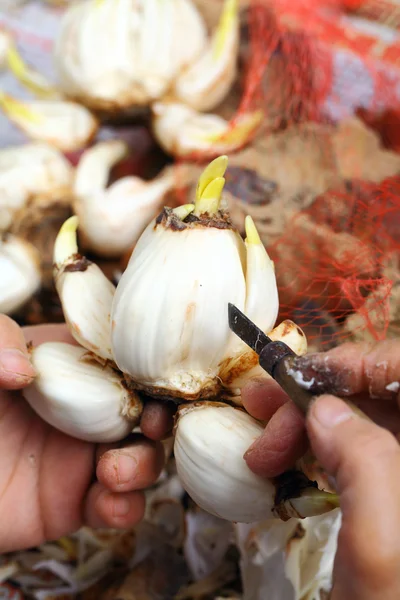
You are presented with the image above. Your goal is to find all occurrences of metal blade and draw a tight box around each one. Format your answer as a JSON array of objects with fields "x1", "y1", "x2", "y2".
[{"x1": 228, "y1": 303, "x2": 271, "y2": 355}]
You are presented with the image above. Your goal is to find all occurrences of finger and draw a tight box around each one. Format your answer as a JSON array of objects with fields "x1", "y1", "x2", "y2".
[
  {"x1": 291, "y1": 340, "x2": 400, "y2": 401},
  {"x1": 140, "y1": 400, "x2": 176, "y2": 440},
  {"x1": 0, "y1": 314, "x2": 36, "y2": 389},
  {"x1": 244, "y1": 401, "x2": 308, "y2": 477},
  {"x1": 307, "y1": 395, "x2": 400, "y2": 599},
  {"x1": 96, "y1": 437, "x2": 165, "y2": 493},
  {"x1": 84, "y1": 482, "x2": 145, "y2": 529},
  {"x1": 350, "y1": 394, "x2": 400, "y2": 433},
  {"x1": 22, "y1": 323, "x2": 77, "y2": 346},
  {"x1": 241, "y1": 377, "x2": 289, "y2": 421}
]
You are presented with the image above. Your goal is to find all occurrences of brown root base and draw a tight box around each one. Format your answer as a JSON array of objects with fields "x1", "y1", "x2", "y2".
[
  {"x1": 272, "y1": 470, "x2": 318, "y2": 521},
  {"x1": 63, "y1": 253, "x2": 92, "y2": 273},
  {"x1": 122, "y1": 376, "x2": 222, "y2": 404},
  {"x1": 65, "y1": 94, "x2": 151, "y2": 121},
  {"x1": 155, "y1": 207, "x2": 236, "y2": 232},
  {"x1": 218, "y1": 350, "x2": 259, "y2": 386},
  {"x1": 9, "y1": 199, "x2": 72, "y2": 289}
]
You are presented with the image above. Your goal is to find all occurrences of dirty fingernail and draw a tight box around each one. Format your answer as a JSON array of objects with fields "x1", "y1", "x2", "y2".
[
  {"x1": 117, "y1": 453, "x2": 137, "y2": 485},
  {"x1": 113, "y1": 496, "x2": 131, "y2": 518}
]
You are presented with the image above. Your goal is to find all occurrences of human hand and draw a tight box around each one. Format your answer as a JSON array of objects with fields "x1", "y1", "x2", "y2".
[
  {"x1": 0, "y1": 315, "x2": 174, "y2": 554},
  {"x1": 242, "y1": 340, "x2": 400, "y2": 600}
]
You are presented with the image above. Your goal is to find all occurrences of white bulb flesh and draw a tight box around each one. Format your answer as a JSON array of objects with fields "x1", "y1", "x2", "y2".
[
  {"x1": 74, "y1": 173, "x2": 174, "y2": 258},
  {"x1": 23, "y1": 342, "x2": 141, "y2": 443},
  {"x1": 53, "y1": 216, "x2": 116, "y2": 361},
  {"x1": 0, "y1": 97, "x2": 98, "y2": 152},
  {"x1": 0, "y1": 236, "x2": 41, "y2": 315},
  {"x1": 174, "y1": 0, "x2": 239, "y2": 111},
  {"x1": 0, "y1": 142, "x2": 73, "y2": 219},
  {"x1": 152, "y1": 102, "x2": 262, "y2": 158},
  {"x1": 54, "y1": 0, "x2": 207, "y2": 109},
  {"x1": 174, "y1": 404, "x2": 279, "y2": 522},
  {"x1": 55, "y1": 263, "x2": 116, "y2": 361},
  {"x1": 111, "y1": 221, "x2": 247, "y2": 398},
  {"x1": 174, "y1": 403, "x2": 338, "y2": 523},
  {"x1": 74, "y1": 140, "x2": 129, "y2": 197}
]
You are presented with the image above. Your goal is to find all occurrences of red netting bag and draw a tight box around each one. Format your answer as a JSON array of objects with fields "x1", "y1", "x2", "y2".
[{"x1": 175, "y1": 0, "x2": 400, "y2": 351}]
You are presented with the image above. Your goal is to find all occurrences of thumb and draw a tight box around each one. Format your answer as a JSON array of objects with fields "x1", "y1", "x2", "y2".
[
  {"x1": 307, "y1": 395, "x2": 400, "y2": 600},
  {"x1": 0, "y1": 314, "x2": 36, "y2": 389}
]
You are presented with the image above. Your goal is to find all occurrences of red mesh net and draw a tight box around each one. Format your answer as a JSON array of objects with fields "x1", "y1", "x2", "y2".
[
  {"x1": 179, "y1": 0, "x2": 400, "y2": 350},
  {"x1": 269, "y1": 178, "x2": 399, "y2": 348},
  {"x1": 3, "y1": 0, "x2": 400, "y2": 348}
]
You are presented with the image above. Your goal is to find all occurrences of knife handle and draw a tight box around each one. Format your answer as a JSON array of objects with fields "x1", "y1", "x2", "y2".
[{"x1": 258, "y1": 341, "x2": 369, "y2": 420}]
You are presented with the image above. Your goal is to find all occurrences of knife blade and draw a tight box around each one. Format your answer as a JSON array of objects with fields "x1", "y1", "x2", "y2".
[{"x1": 228, "y1": 302, "x2": 272, "y2": 354}]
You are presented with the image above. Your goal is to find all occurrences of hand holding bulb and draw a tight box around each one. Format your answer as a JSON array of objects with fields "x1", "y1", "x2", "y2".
[
  {"x1": 242, "y1": 340, "x2": 400, "y2": 599},
  {"x1": 0, "y1": 314, "x2": 172, "y2": 553}
]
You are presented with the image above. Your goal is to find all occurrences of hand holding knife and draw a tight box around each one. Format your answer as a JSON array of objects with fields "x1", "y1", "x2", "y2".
[{"x1": 228, "y1": 303, "x2": 368, "y2": 420}]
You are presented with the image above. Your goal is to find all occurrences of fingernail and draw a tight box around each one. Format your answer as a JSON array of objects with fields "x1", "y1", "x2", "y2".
[
  {"x1": 243, "y1": 436, "x2": 262, "y2": 460},
  {"x1": 243, "y1": 447, "x2": 254, "y2": 461},
  {"x1": 311, "y1": 396, "x2": 355, "y2": 429},
  {"x1": 0, "y1": 349, "x2": 36, "y2": 379},
  {"x1": 117, "y1": 453, "x2": 137, "y2": 485},
  {"x1": 113, "y1": 496, "x2": 131, "y2": 518}
]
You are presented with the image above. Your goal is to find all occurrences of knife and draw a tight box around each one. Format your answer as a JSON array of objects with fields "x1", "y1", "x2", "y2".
[{"x1": 228, "y1": 303, "x2": 366, "y2": 418}]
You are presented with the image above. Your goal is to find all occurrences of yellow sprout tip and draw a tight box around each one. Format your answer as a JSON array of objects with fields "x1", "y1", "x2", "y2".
[
  {"x1": 202, "y1": 176, "x2": 226, "y2": 201},
  {"x1": 245, "y1": 215, "x2": 261, "y2": 245},
  {"x1": 194, "y1": 177, "x2": 225, "y2": 217},
  {"x1": 200, "y1": 111, "x2": 263, "y2": 147},
  {"x1": 196, "y1": 155, "x2": 229, "y2": 202},
  {"x1": 0, "y1": 92, "x2": 42, "y2": 124},
  {"x1": 53, "y1": 216, "x2": 79, "y2": 267},
  {"x1": 214, "y1": 0, "x2": 238, "y2": 59},
  {"x1": 60, "y1": 215, "x2": 79, "y2": 234},
  {"x1": 173, "y1": 204, "x2": 195, "y2": 220},
  {"x1": 6, "y1": 44, "x2": 57, "y2": 99}
]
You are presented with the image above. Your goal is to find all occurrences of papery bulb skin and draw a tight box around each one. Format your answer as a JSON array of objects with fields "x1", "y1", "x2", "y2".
[
  {"x1": 73, "y1": 141, "x2": 175, "y2": 258},
  {"x1": 54, "y1": 0, "x2": 207, "y2": 112},
  {"x1": 111, "y1": 156, "x2": 280, "y2": 401}
]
